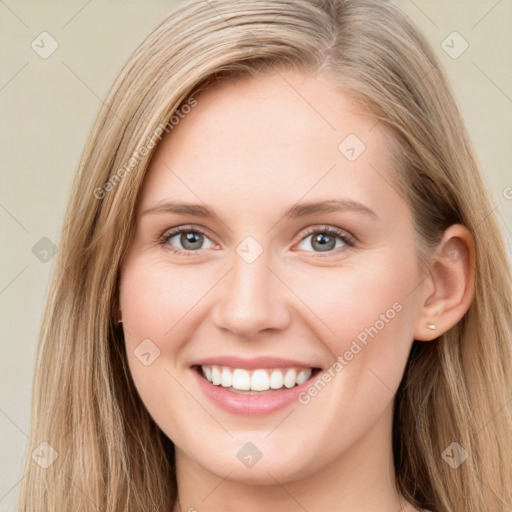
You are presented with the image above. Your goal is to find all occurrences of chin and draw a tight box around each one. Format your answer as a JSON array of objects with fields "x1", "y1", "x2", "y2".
[{"x1": 192, "y1": 445, "x2": 316, "y2": 485}]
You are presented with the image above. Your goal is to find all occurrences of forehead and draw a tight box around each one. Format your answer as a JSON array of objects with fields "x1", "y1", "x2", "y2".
[{"x1": 137, "y1": 69, "x2": 404, "y2": 220}]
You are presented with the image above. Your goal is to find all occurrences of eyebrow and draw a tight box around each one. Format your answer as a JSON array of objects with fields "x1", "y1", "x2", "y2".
[{"x1": 141, "y1": 198, "x2": 378, "y2": 220}]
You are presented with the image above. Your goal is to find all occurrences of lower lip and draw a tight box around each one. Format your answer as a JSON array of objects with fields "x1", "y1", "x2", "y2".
[{"x1": 192, "y1": 367, "x2": 320, "y2": 416}]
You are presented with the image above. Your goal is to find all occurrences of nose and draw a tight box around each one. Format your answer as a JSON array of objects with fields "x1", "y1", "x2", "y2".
[{"x1": 210, "y1": 247, "x2": 291, "y2": 339}]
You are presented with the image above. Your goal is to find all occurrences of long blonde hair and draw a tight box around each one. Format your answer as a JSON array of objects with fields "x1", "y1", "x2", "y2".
[{"x1": 18, "y1": 1, "x2": 512, "y2": 510}]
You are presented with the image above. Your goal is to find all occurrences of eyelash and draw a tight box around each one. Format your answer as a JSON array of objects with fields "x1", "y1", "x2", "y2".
[{"x1": 157, "y1": 224, "x2": 356, "y2": 257}]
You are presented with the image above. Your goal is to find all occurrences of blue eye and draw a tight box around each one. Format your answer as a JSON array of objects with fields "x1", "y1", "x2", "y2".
[
  {"x1": 159, "y1": 226, "x2": 214, "y2": 255},
  {"x1": 158, "y1": 225, "x2": 355, "y2": 256},
  {"x1": 296, "y1": 227, "x2": 355, "y2": 253}
]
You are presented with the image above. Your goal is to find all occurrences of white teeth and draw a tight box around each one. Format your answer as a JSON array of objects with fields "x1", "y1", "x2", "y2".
[
  {"x1": 251, "y1": 369, "x2": 269, "y2": 391},
  {"x1": 203, "y1": 366, "x2": 212, "y2": 382},
  {"x1": 200, "y1": 365, "x2": 314, "y2": 391},
  {"x1": 211, "y1": 366, "x2": 221, "y2": 385},
  {"x1": 232, "y1": 369, "x2": 251, "y2": 390},
  {"x1": 296, "y1": 368, "x2": 311, "y2": 385},
  {"x1": 221, "y1": 368, "x2": 232, "y2": 387},
  {"x1": 269, "y1": 369, "x2": 284, "y2": 389},
  {"x1": 283, "y1": 368, "x2": 297, "y2": 388}
]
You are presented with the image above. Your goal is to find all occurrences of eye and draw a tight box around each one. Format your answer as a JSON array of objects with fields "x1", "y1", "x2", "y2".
[
  {"x1": 295, "y1": 226, "x2": 355, "y2": 254},
  {"x1": 158, "y1": 224, "x2": 355, "y2": 256},
  {"x1": 158, "y1": 226, "x2": 215, "y2": 255}
]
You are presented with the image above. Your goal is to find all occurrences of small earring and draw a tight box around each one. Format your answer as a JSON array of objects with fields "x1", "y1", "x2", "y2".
[{"x1": 427, "y1": 323, "x2": 436, "y2": 330}]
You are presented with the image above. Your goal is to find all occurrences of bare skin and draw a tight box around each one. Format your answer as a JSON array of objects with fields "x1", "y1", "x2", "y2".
[{"x1": 119, "y1": 69, "x2": 474, "y2": 512}]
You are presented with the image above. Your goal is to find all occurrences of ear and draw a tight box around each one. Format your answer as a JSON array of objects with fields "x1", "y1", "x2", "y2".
[{"x1": 413, "y1": 224, "x2": 476, "y2": 341}]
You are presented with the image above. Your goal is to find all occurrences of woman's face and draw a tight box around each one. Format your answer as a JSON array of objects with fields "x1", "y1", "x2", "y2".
[{"x1": 119, "y1": 69, "x2": 428, "y2": 483}]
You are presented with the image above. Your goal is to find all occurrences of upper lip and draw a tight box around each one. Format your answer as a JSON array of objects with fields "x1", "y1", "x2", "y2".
[{"x1": 191, "y1": 355, "x2": 321, "y2": 370}]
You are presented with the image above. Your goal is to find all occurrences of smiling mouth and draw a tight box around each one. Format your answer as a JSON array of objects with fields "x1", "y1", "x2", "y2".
[{"x1": 193, "y1": 364, "x2": 322, "y2": 394}]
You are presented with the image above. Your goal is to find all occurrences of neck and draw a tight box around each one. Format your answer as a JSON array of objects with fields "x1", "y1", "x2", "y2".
[{"x1": 171, "y1": 403, "x2": 415, "y2": 512}]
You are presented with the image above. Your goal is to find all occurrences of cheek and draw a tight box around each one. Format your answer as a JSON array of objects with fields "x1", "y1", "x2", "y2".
[
  {"x1": 119, "y1": 258, "x2": 204, "y2": 440},
  {"x1": 120, "y1": 257, "x2": 211, "y2": 343},
  {"x1": 119, "y1": 267, "x2": 186, "y2": 372},
  {"x1": 283, "y1": 256, "x2": 419, "y2": 453},
  {"x1": 297, "y1": 254, "x2": 415, "y2": 332},
  {"x1": 288, "y1": 251, "x2": 418, "y2": 389}
]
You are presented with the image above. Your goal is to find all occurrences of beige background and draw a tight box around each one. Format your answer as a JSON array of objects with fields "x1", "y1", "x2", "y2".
[{"x1": 0, "y1": 1, "x2": 511, "y2": 510}]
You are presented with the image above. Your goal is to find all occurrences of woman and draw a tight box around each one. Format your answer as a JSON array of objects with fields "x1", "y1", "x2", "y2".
[{"x1": 18, "y1": 1, "x2": 512, "y2": 511}]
